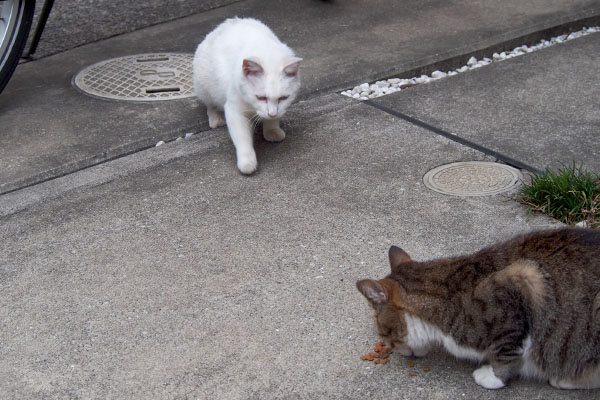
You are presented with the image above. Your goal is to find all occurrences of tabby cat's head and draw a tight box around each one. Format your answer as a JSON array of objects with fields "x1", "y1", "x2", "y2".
[{"x1": 356, "y1": 246, "x2": 419, "y2": 356}]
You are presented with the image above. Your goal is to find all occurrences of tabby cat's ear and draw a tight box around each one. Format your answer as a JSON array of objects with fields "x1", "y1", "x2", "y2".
[
  {"x1": 356, "y1": 279, "x2": 388, "y2": 306},
  {"x1": 389, "y1": 246, "x2": 412, "y2": 272}
]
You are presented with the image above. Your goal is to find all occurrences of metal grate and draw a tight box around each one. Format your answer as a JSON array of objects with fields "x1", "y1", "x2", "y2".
[
  {"x1": 73, "y1": 53, "x2": 195, "y2": 101},
  {"x1": 423, "y1": 161, "x2": 523, "y2": 196}
]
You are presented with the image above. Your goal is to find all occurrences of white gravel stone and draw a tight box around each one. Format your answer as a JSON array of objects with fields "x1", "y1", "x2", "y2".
[
  {"x1": 342, "y1": 26, "x2": 598, "y2": 101},
  {"x1": 467, "y1": 56, "x2": 478, "y2": 66}
]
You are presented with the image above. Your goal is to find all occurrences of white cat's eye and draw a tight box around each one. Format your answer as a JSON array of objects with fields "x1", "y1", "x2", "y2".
[
  {"x1": 256, "y1": 95, "x2": 267, "y2": 101},
  {"x1": 278, "y1": 96, "x2": 289, "y2": 102}
]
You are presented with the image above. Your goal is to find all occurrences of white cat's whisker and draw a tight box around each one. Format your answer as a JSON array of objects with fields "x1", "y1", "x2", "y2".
[{"x1": 249, "y1": 114, "x2": 262, "y2": 132}]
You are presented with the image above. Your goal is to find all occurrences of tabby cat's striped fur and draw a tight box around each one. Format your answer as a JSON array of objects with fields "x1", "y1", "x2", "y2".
[{"x1": 357, "y1": 228, "x2": 600, "y2": 389}]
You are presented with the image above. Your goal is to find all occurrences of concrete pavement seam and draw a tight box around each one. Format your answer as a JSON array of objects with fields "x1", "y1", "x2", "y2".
[{"x1": 362, "y1": 100, "x2": 542, "y2": 174}]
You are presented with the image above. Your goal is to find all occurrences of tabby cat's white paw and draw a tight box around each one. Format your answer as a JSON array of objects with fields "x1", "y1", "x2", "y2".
[{"x1": 473, "y1": 365, "x2": 505, "y2": 389}]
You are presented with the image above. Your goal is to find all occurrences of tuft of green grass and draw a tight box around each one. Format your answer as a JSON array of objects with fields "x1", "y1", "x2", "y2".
[{"x1": 517, "y1": 163, "x2": 599, "y2": 228}]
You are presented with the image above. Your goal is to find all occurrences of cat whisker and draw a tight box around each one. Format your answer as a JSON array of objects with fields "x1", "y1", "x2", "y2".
[{"x1": 249, "y1": 114, "x2": 262, "y2": 132}]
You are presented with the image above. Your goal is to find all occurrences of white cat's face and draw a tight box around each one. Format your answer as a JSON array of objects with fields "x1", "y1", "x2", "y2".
[{"x1": 240, "y1": 57, "x2": 301, "y2": 120}]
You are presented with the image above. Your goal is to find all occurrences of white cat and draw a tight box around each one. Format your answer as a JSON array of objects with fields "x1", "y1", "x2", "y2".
[{"x1": 193, "y1": 18, "x2": 302, "y2": 174}]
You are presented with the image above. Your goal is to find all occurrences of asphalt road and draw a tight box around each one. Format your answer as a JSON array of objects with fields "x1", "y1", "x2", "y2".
[{"x1": 28, "y1": 0, "x2": 240, "y2": 58}]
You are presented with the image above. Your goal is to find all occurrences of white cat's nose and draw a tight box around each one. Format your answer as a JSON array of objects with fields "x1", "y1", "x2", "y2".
[{"x1": 267, "y1": 102, "x2": 278, "y2": 118}]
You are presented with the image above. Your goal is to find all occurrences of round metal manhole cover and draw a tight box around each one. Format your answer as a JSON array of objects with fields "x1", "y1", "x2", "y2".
[
  {"x1": 423, "y1": 161, "x2": 523, "y2": 196},
  {"x1": 73, "y1": 53, "x2": 195, "y2": 101}
]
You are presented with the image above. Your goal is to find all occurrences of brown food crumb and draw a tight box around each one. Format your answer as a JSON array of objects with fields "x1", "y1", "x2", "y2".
[
  {"x1": 407, "y1": 361, "x2": 415, "y2": 368},
  {"x1": 361, "y1": 353, "x2": 376, "y2": 361},
  {"x1": 374, "y1": 341, "x2": 386, "y2": 353},
  {"x1": 378, "y1": 347, "x2": 392, "y2": 358},
  {"x1": 423, "y1": 366, "x2": 431, "y2": 372},
  {"x1": 361, "y1": 342, "x2": 393, "y2": 363},
  {"x1": 374, "y1": 358, "x2": 390, "y2": 365}
]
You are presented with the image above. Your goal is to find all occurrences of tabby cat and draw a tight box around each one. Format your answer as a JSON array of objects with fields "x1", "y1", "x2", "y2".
[{"x1": 357, "y1": 228, "x2": 600, "y2": 389}]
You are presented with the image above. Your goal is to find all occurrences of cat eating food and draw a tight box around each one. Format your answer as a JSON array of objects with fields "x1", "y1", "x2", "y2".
[
  {"x1": 193, "y1": 18, "x2": 302, "y2": 174},
  {"x1": 357, "y1": 228, "x2": 600, "y2": 389}
]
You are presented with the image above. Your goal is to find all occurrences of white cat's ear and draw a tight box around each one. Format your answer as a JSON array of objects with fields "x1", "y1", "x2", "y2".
[
  {"x1": 356, "y1": 279, "x2": 388, "y2": 306},
  {"x1": 389, "y1": 246, "x2": 411, "y2": 272},
  {"x1": 283, "y1": 57, "x2": 302, "y2": 77},
  {"x1": 243, "y1": 58, "x2": 264, "y2": 77}
]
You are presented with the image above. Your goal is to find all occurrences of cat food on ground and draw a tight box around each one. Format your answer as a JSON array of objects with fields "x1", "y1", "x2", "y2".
[
  {"x1": 423, "y1": 366, "x2": 431, "y2": 372},
  {"x1": 360, "y1": 353, "x2": 377, "y2": 361},
  {"x1": 407, "y1": 361, "x2": 415, "y2": 368},
  {"x1": 361, "y1": 342, "x2": 393, "y2": 364},
  {"x1": 378, "y1": 347, "x2": 392, "y2": 358}
]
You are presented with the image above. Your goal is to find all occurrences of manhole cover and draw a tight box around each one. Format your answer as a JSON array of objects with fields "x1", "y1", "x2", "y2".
[
  {"x1": 73, "y1": 53, "x2": 195, "y2": 101},
  {"x1": 423, "y1": 161, "x2": 523, "y2": 196}
]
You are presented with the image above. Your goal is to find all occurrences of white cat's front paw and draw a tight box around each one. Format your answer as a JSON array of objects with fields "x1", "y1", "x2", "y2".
[
  {"x1": 236, "y1": 153, "x2": 258, "y2": 175},
  {"x1": 263, "y1": 127, "x2": 285, "y2": 142},
  {"x1": 473, "y1": 365, "x2": 505, "y2": 389}
]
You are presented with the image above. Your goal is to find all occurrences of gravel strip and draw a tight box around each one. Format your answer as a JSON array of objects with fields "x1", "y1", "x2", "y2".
[{"x1": 341, "y1": 26, "x2": 600, "y2": 101}]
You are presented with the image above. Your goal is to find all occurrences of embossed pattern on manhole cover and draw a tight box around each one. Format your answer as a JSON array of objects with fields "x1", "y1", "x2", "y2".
[
  {"x1": 73, "y1": 53, "x2": 195, "y2": 101},
  {"x1": 423, "y1": 161, "x2": 523, "y2": 196}
]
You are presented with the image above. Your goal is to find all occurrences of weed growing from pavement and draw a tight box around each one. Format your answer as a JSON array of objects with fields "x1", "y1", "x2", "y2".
[{"x1": 518, "y1": 163, "x2": 599, "y2": 228}]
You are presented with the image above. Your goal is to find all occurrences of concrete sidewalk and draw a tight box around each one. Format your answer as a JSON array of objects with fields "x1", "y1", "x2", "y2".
[
  {"x1": 1, "y1": 0, "x2": 598, "y2": 194},
  {"x1": 370, "y1": 32, "x2": 600, "y2": 174},
  {"x1": 0, "y1": 95, "x2": 563, "y2": 400},
  {"x1": 1, "y1": 0, "x2": 600, "y2": 399}
]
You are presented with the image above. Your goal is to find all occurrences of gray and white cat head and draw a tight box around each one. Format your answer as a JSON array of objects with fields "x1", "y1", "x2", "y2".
[{"x1": 239, "y1": 55, "x2": 302, "y2": 120}]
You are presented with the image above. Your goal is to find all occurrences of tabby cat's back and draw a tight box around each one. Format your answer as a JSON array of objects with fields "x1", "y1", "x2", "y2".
[{"x1": 357, "y1": 228, "x2": 600, "y2": 389}]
